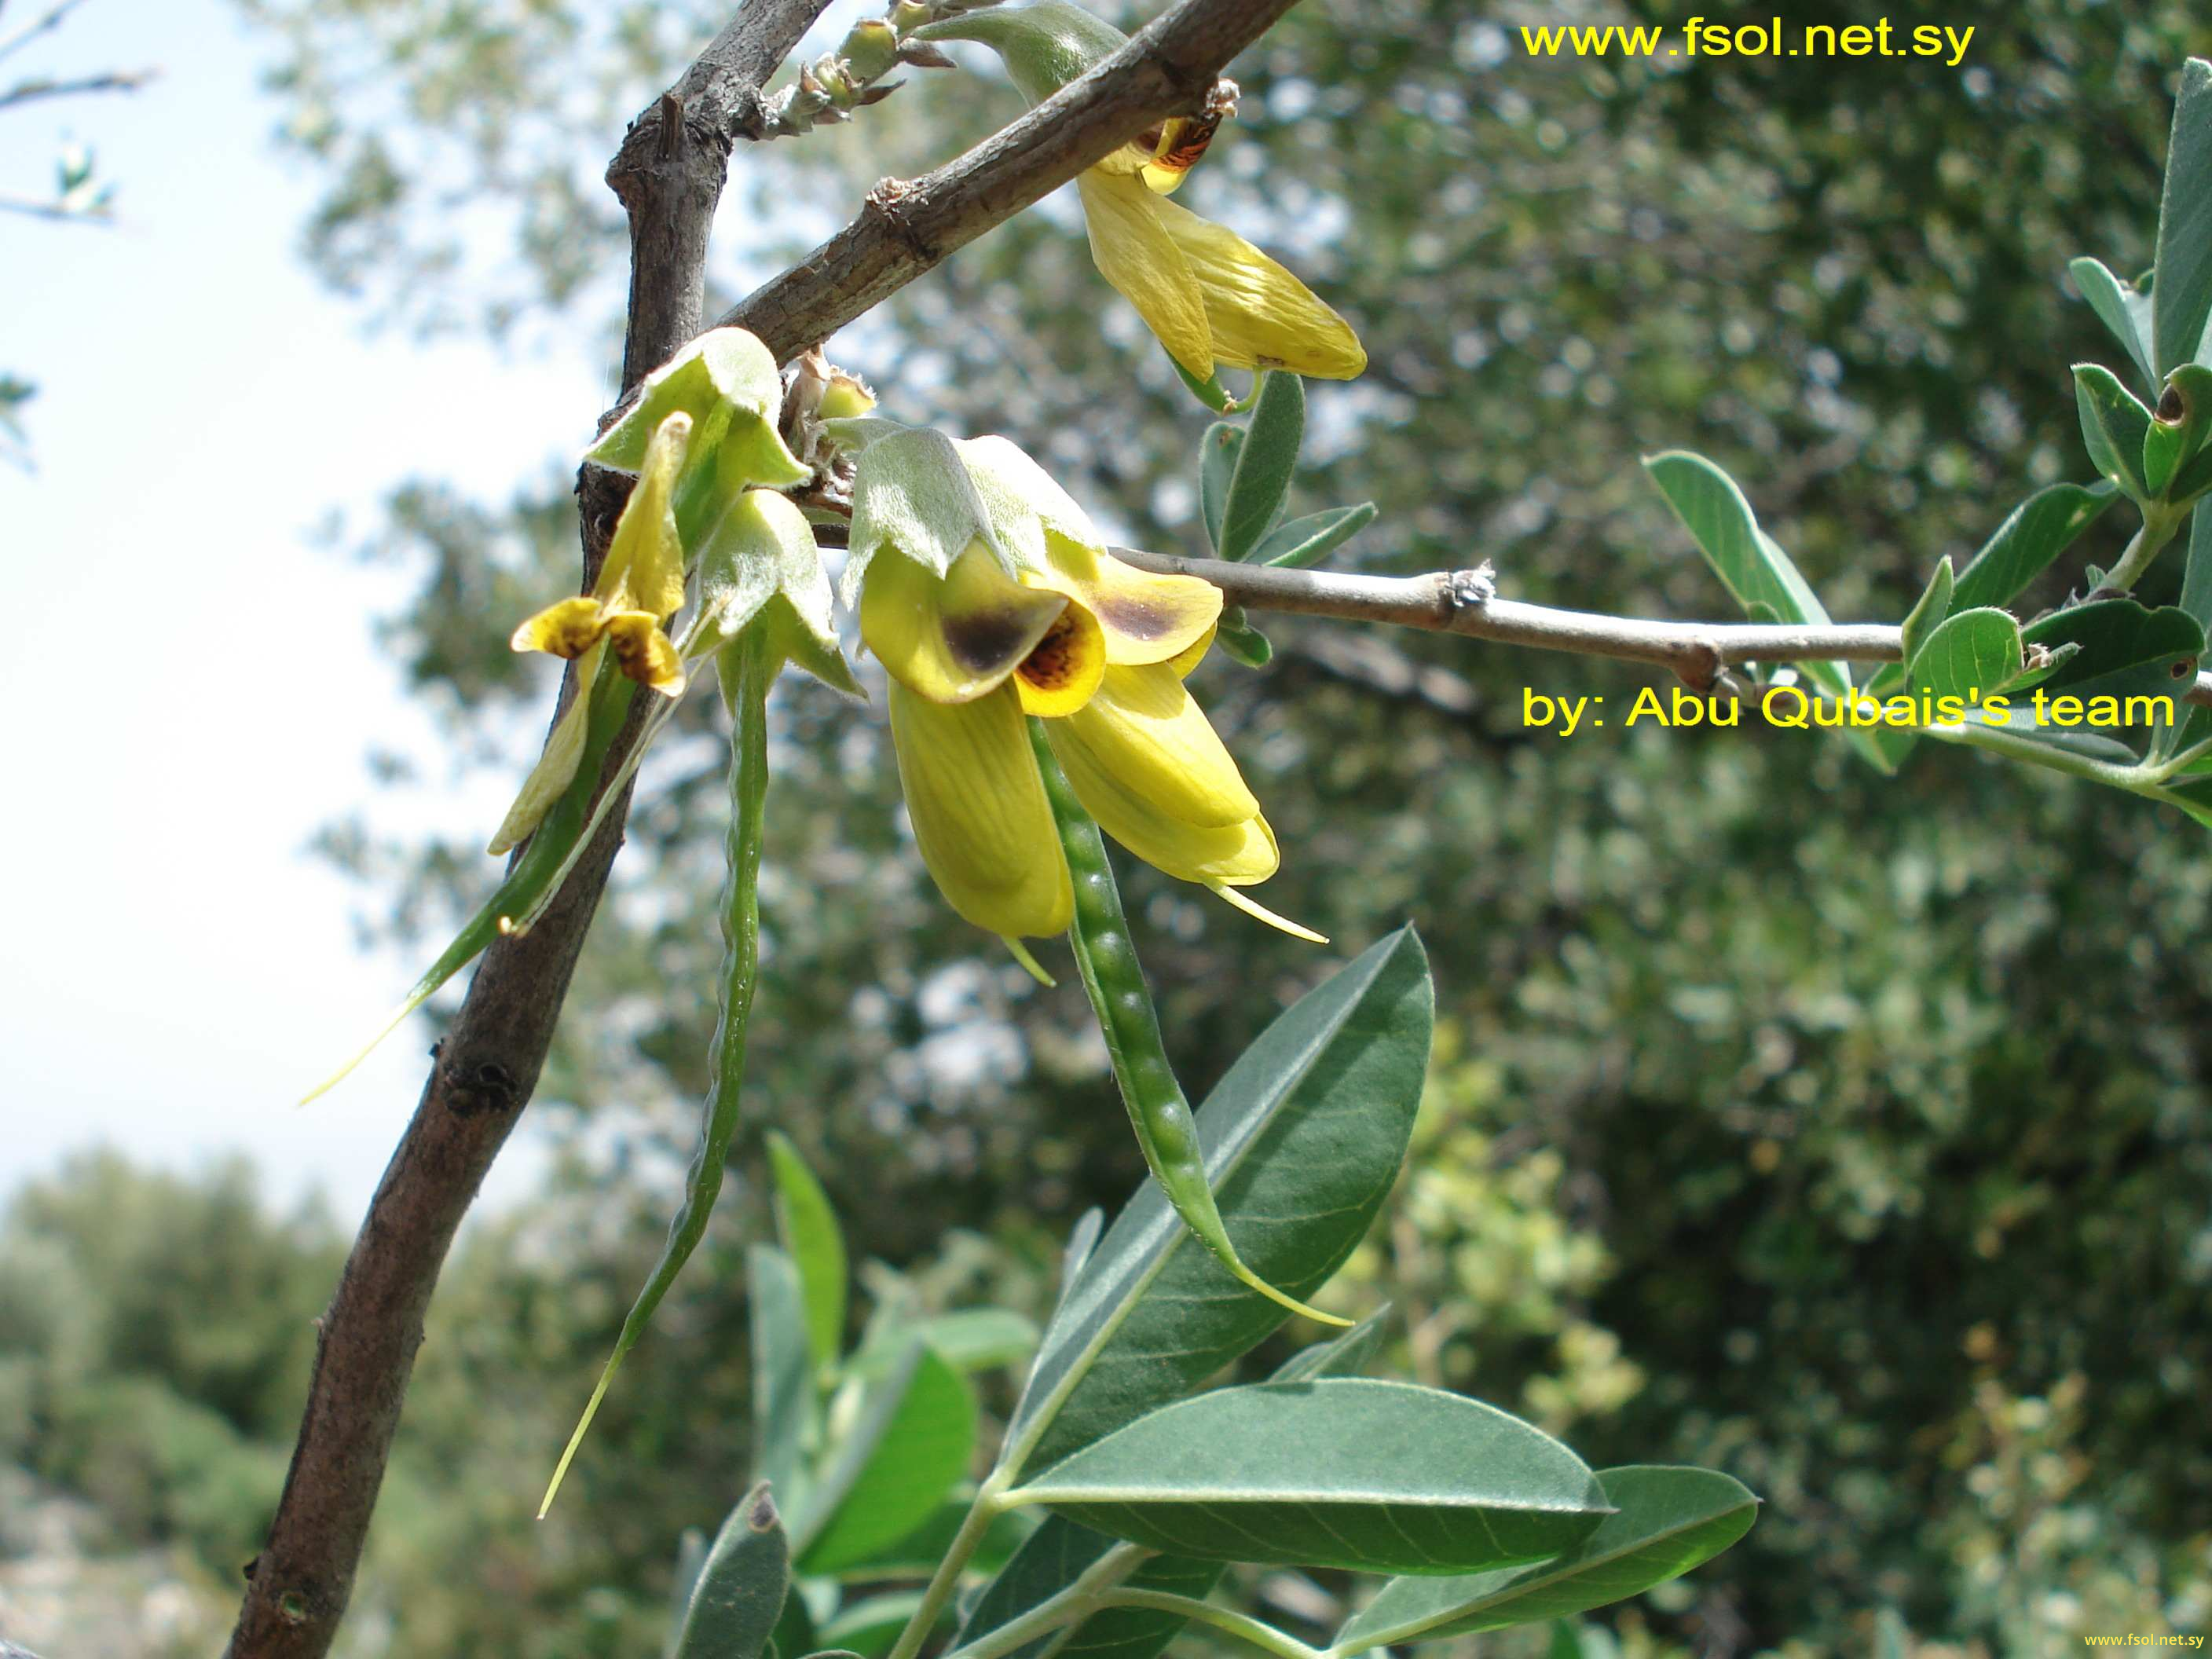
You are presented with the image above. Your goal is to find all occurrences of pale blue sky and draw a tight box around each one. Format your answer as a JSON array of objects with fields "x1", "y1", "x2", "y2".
[{"x1": 0, "y1": 0, "x2": 624, "y2": 1222}]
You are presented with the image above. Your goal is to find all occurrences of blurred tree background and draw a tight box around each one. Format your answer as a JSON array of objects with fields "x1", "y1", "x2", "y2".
[{"x1": 9, "y1": 0, "x2": 2211, "y2": 1654}]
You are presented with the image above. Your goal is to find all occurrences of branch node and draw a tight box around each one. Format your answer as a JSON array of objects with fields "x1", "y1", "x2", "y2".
[
  {"x1": 1677, "y1": 639, "x2": 1728, "y2": 694},
  {"x1": 864, "y1": 175, "x2": 939, "y2": 265},
  {"x1": 1444, "y1": 561, "x2": 1496, "y2": 612}
]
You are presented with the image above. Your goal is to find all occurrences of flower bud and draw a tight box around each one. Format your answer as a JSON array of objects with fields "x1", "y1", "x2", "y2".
[
  {"x1": 841, "y1": 18, "x2": 899, "y2": 82},
  {"x1": 818, "y1": 372, "x2": 877, "y2": 420}
]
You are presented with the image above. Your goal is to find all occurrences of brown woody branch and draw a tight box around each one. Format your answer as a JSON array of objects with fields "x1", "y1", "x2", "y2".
[
  {"x1": 225, "y1": 5, "x2": 832, "y2": 1655},
  {"x1": 229, "y1": 3, "x2": 1303, "y2": 1655},
  {"x1": 723, "y1": 0, "x2": 1305, "y2": 358}
]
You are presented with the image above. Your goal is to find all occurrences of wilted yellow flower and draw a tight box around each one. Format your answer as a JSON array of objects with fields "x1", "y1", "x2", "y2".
[
  {"x1": 488, "y1": 411, "x2": 692, "y2": 855},
  {"x1": 848, "y1": 430, "x2": 1319, "y2": 948},
  {"x1": 916, "y1": 2, "x2": 1364, "y2": 384}
]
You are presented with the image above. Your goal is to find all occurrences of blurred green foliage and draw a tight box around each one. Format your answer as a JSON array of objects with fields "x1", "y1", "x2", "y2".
[{"x1": 20, "y1": 0, "x2": 2212, "y2": 1653}]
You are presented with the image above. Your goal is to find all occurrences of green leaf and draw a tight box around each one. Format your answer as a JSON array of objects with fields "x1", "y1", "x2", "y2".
[
  {"x1": 1219, "y1": 372, "x2": 1306, "y2": 561},
  {"x1": 817, "y1": 1593, "x2": 929, "y2": 1659},
  {"x1": 750, "y1": 1245, "x2": 814, "y2": 1500},
  {"x1": 1643, "y1": 452, "x2": 1850, "y2": 700},
  {"x1": 2147, "y1": 364, "x2": 2212, "y2": 498},
  {"x1": 674, "y1": 1482, "x2": 789, "y2": 1659},
  {"x1": 1051, "y1": 1210, "x2": 1105, "y2": 1317},
  {"x1": 1002, "y1": 930, "x2": 1432, "y2": 1479},
  {"x1": 2074, "y1": 363, "x2": 2155, "y2": 499},
  {"x1": 1975, "y1": 702, "x2": 2145, "y2": 764},
  {"x1": 1331, "y1": 1466, "x2": 1759, "y2": 1648},
  {"x1": 2167, "y1": 442, "x2": 2212, "y2": 507},
  {"x1": 770, "y1": 1577, "x2": 817, "y2": 1659},
  {"x1": 1951, "y1": 480, "x2": 2119, "y2": 610},
  {"x1": 1904, "y1": 607, "x2": 2022, "y2": 705},
  {"x1": 1897, "y1": 555, "x2": 1954, "y2": 672},
  {"x1": 2071, "y1": 256, "x2": 2159, "y2": 389},
  {"x1": 1860, "y1": 482, "x2": 2118, "y2": 771},
  {"x1": 1216, "y1": 613, "x2": 1274, "y2": 667},
  {"x1": 914, "y1": 1308, "x2": 1041, "y2": 1373},
  {"x1": 813, "y1": 1492, "x2": 1033, "y2": 1583},
  {"x1": 1256, "y1": 503, "x2": 1379, "y2": 569},
  {"x1": 767, "y1": 1133, "x2": 848, "y2": 1375},
  {"x1": 792, "y1": 1345, "x2": 973, "y2": 1574},
  {"x1": 2154, "y1": 60, "x2": 2212, "y2": 375},
  {"x1": 1199, "y1": 423, "x2": 1243, "y2": 553},
  {"x1": 1270, "y1": 1305, "x2": 1393, "y2": 1382},
  {"x1": 793, "y1": 1339, "x2": 978, "y2": 1574},
  {"x1": 2021, "y1": 599, "x2": 2206, "y2": 705},
  {"x1": 1875, "y1": 1608, "x2": 1912, "y2": 1659},
  {"x1": 2181, "y1": 503, "x2": 2212, "y2": 630},
  {"x1": 668, "y1": 1528, "x2": 711, "y2": 1656},
  {"x1": 1012, "y1": 1379, "x2": 1609, "y2": 1575},
  {"x1": 953, "y1": 1516, "x2": 1222, "y2": 1659}
]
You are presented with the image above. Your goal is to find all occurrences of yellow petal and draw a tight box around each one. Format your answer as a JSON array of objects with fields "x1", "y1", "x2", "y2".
[
  {"x1": 1055, "y1": 663, "x2": 1258, "y2": 828},
  {"x1": 1166, "y1": 624, "x2": 1217, "y2": 679},
  {"x1": 599, "y1": 411, "x2": 691, "y2": 618},
  {"x1": 1148, "y1": 195, "x2": 1366, "y2": 379},
  {"x1": 1077, "y1": 170, "x2": 1214, "y2": 382},
  {"x1": 1046, "y1": 717, "x2": 1279, "y2": 885},
  {"x1": 511, "y1": 595, "x2": 610, "y2": 660},
  {"x1": 862, "y1": 542, "x2": 1068, "y2": 704},
  {"x1": 1027, "y1": 540, "x2": 1221, "y2": 666},
  {"x1": 1013, "y1": 604, "x2": 1105, "y2": 717},
  {"x1": 889, "y1": 680, "x2": 1074, "y2": 938},
  {"x1": 602, "y1": 612, "x2": 687, "y2": 697},
  {"x1": 487, "y1": 641, "x2": 605, "y2": 855}
]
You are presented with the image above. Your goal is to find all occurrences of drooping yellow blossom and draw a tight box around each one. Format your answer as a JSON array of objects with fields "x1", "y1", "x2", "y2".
[
  {"x1": 486, "y1": 411, "x2": 692, "y2": 855},
  {"x1": 847, "y1": 427, "x2": 1319, "y2": 947},
  {"x1": 914, "y1": 2, "x2": 1364, "y2": 385}
]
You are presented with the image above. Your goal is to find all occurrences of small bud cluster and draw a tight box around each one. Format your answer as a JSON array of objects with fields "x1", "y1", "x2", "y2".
[
  {"x1": 757, "y1": 0, "x2": 1005, "y2": 139},
  {"x1": 778, "y1": 346, "x2": 877, "y2": 522}
]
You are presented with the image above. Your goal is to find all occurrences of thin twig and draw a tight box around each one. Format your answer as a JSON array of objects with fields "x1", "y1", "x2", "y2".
[
  {"x1": 0, "y1": 0, "x2": 84, "y2": 66},
  {"x1": 1110, "y1": 547, "x2": 2212, "y2": 710},
  {"x1": 0, "y1": 193, "x2": 104, "y2": 220},
  {"x1": 0, "y1": 67, "x2": 153, "y2": 107}
]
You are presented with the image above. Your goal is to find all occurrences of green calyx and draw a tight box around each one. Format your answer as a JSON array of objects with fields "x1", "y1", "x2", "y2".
[
  {"x1": 588, "y1": 326, "x2": 808, "y2": 490},
  {"x1": 695, "y1": 486, "x2": 863, "y2": 699},
  {"x1": 912, "y1": 0, "x2": 1129, "y2": 106}
]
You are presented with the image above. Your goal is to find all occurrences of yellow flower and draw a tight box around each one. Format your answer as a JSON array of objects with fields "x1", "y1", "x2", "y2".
[
  {"x1": 853, "y1": 441, "x2": 1317, "y2": 947},
  {"x1": 486, "y1": 411, "x2": 691, "y2": 854},
  {"x1": 915, "y1": 2, "x2": 1364, "y2": 385}
]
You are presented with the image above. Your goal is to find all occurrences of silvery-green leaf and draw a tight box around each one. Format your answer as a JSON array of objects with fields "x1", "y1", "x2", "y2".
[
  {"x1": 1003, "y1": 930, "x2": 1431, "y2": 1478},
  {"x1": 672, "y1": 1481, "x2": 789, "y2": 1659},
  {"x1": 1331, "y1": 1467, "x2": 1758, "y2": 1648},
  {"x1": 749, "y1": 1245, "x2": 813, "y2": 1501},
  {"x1": 1009, "y1": 1379, "x2": 1610, "y2": 1575},
  {"x1": 2071, "y1": 256, "x2": 2158, "y2": 389},
  {"x1": 1269, "y1": 1305, "x2": 1392, "y2": 1382},
  {"x1": 2153, "y1": 59, "x2": 2212, "y2": 375}
]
